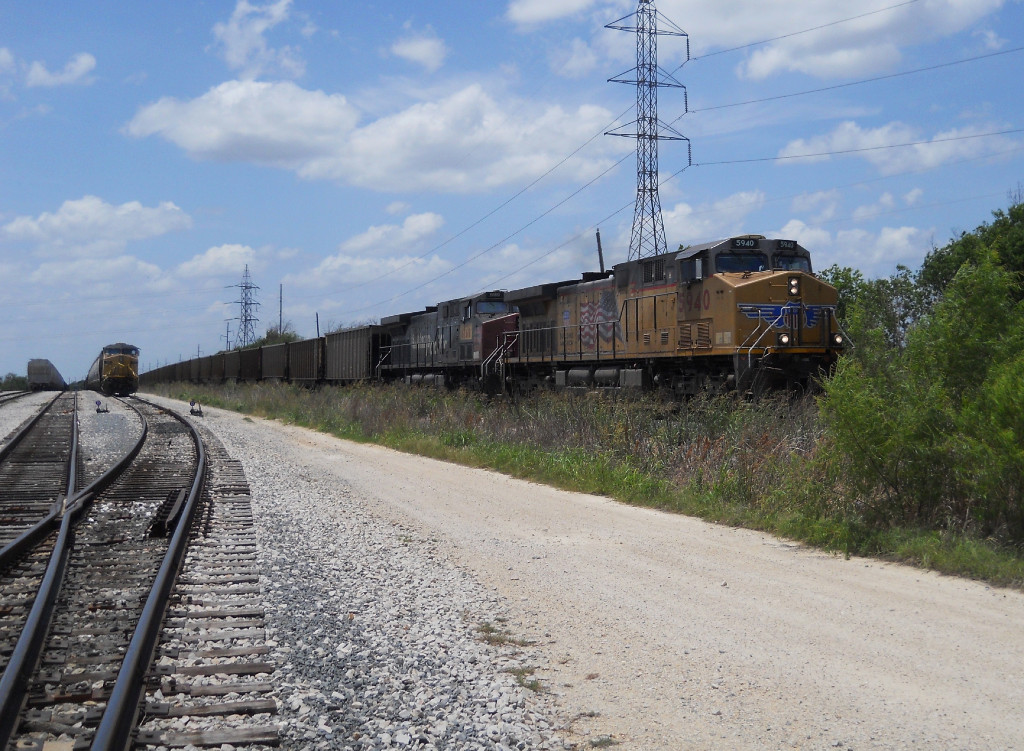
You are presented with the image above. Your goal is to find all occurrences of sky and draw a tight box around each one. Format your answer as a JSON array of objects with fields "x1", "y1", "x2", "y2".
[{"x1": 1, "y1": 0, "x2": 1022, "y2": 380}]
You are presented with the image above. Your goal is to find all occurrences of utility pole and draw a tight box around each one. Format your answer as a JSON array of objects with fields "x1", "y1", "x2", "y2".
[
  {"x1": 279, "y1": 283, "x2": 283, "y2": 333},
  {"x1": 607, "y1": 0, "x2": 690, "y2": 261},
  {"x1": 222, "y1": 320, "x2": 233, "y2": 351}
]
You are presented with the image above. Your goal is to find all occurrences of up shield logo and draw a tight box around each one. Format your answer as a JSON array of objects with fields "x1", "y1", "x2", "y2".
[{"x1": 737, "y1": 302, "x2": 836, "y2": 329}]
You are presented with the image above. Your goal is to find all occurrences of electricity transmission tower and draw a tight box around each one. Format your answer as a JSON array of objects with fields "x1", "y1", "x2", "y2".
[
  {"x1": 607, "y1": 0, "x2": 691, "y2": 261},
  {"x1": 231, "y1": 265, "x2": 260, "y2": 348}
]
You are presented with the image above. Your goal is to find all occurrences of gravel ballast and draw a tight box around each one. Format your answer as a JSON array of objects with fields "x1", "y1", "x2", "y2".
[
  {"x1": 147, "y1": 396, "x2": 565, "y2": 750},
  {"x1": 142, "y1": 395, "x2": 1024, "y2": 750}
]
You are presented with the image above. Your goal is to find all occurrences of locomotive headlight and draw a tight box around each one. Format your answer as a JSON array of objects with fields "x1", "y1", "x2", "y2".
[
  {"x1": 787, "y1": 276, "x2": 800, "y2": 296},
  {"x1": 832, "y1": 333, "x2": 844, "y2": 346},
  {"x1": 777, "y1": 332, "x2": 791, "y2": 346}
]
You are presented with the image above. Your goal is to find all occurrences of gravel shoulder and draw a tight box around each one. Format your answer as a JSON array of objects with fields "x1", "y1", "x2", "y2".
[{"x1": 149, "y1": 396, "x2": 1024, "y2": 750}]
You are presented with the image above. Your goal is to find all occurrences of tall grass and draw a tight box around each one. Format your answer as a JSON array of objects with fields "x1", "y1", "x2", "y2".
[{"x1": 152, "y1": 381, "x2": 1024, "y2": 589}]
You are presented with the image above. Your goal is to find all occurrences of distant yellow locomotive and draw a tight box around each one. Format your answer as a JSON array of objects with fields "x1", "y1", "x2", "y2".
[
  {"x1": 504, "y1": 236, "x2": 845, "y2": 394},
  {"x1": 86, "y1": 342, "x2": 140, "y2": 396}
]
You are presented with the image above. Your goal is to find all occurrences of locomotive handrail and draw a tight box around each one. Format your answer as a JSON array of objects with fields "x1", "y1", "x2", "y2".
[{"x1": 91, "y1": 397, "x2": 207, "y2": 751}]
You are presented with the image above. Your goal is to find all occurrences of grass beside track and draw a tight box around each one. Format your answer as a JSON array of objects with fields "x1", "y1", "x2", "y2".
[{"x1": 147, "y1": 381, "x2": 1024, "y2": 590}]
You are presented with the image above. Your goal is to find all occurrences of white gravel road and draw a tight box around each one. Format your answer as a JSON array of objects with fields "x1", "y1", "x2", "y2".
[{"x1": 149, "y1": 397, "x2": 1024, "y2": 751}]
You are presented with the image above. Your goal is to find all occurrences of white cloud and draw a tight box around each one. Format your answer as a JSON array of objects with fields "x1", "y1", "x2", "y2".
[
  {"x1": 29, "y1": 255, "x2": 163, "y2": 286},
  {"x1": 286, "y1": 213, "x2": 447, "y2": 288},
  {"x1": 0, "y1": 48, "x2": 14, "y2": 74},
  {"x1": 2, "y1": 196, "x2": 192, "y2": 258},
  {"x1": 25, "y1": 52, "x2": 96, "y2": 87},
  {"x1": 339, "y1": 212, "x2": 444, "y2": 254},
  {"x1": 126, "y1": 80, "x2": 623, "y2": 193},
  {"x1": 212, "y1": 0, "x2": 304, "y2": 79},
  {"x1": 778, "y1": 120, "x2": 1019, "y2": 175},
  {"x1": 852, "y1": 192, "x2": 896, "y2": 221},
  {"x1": 177, "y1": 244, "x2": 256, "y2": 277},
  {"x1": 973, "y1": 28, "x2": 1006, "y2": 50},
  {"x1": 507, "y1": 0, "x2": 599, "y2": 25},
  {"x1": 551, "y1": 38, "x2": 600, "y2": 78},
  {"x1": 125, "y1": 80, "x2": 359, "y2": 164},
  {"x1": 903, "y1": 188, "x2": 924, "y2": 205},
  {"x1": 386, "y1": 202, "x2": 411, "y2": 216},
  {"x1": 391, "y1": 30, "x2": 448, "y2": 73},
  {"x1": 661, "y1": 190, "x2": 767, "y2": 247},
  {"x1": 791, "y1": 189, "x2": 841, "y2": 222},
  {"x1": 649, "y1": 0, "x2": 1005, "y2": 80},
  {"x1": 777, "y1": 219, "x2": 932, "y2": 276}
]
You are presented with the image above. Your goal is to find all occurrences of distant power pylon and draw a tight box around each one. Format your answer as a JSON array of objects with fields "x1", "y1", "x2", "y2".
[
  {"x1": 231, "y1": 265, "x2": 260, "y2": 348},
  {"x1": 607, "y1": 0, "x2": 691, "y2": 261}
]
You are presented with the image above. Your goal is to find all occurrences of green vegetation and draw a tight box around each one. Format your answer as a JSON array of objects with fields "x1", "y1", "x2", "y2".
[
  {"x1": 150, "y1": 198, "x2": 1024, "y2": 589},
  {"x1": 1, "y1": 373, "x2": 29, "y2": 390}
]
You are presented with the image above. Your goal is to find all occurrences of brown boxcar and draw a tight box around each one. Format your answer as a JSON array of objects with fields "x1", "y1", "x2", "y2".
[
  {"x1": 288, "y1": 337, "x2": 323, "y2": 383},
  {"x1": 262, "y1": 343, "x2": 288, "y2": 381},
  {"x1": 211, "y1": 352, "x2": 226, "y2": 382},
  {"x1": 238, "y1": 347, "x2": 261, "y2": 382},
  {"x1": 324, "y1": 326, "x2": 386, "y2": 382},
  {"x1": 224, "y1": 350, "x2": 240, "y2": 382}
]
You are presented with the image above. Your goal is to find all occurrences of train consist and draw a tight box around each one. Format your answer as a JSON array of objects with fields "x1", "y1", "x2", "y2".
[
  {"x1": 86, "y1": 342, "x2": 140, "y2": 396},
  {"x1": 27, "y1": 359, "x2": 67, "y2": 391},
  {"x1": 142, "y1": 236, "x2": 845, "y2": 395}
]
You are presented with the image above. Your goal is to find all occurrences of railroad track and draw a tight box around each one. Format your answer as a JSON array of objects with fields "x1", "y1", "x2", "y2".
[
  {"x1": 0, "y1": 397, "x2": 279, "y2": 750},
  {"x1": 0, "y1": 391, "x2": 31, "y2": 408},
  {"x1": 0, "y1": 392, "x2": 78, "y2": 550}
]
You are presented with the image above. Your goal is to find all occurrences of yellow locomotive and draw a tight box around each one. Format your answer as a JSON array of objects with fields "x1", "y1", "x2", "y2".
[
  {"x1": 504, "y1": 236, "x2": 845, "y2": 394},
  {"x1": 86, "y1": 342, "x2": 140, "y2": 396}
]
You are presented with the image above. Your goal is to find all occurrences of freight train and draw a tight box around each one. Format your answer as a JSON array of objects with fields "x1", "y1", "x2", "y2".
[
  {"x1": 86, "y1": 342, "x2": 140, "y2": 396},
  {"x1": 27, "y1": 359, "x2": 67, "y2": 391},
  {"x1": 141, "y1": 236, "x2": 847, "y2": 395}
]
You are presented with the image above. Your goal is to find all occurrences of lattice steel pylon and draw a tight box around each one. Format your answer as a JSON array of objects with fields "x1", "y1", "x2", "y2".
[
  {"x1": 232, "y1": 265, "x2": 260, "y2": 348},
  {"x1": 607, "y1": 0, "x2": 690, "y2": 261}
]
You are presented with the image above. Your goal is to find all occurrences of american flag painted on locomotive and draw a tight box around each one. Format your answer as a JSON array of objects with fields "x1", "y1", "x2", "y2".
[{"x1": 580, "y1": 289, "x2": 621, "y2": 349}]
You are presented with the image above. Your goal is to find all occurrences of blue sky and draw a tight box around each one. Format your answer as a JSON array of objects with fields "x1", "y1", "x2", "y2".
[{"x1": 1, "y1": 0, "x2": 1021, "y2": 380}]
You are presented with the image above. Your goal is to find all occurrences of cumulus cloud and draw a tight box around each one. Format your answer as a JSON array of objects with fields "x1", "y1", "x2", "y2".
[
  {"x1": 125, "y1": 80, "x2": 359, "y2": 164},
  {"x1": 286, "y1": 213, "x2": 447, "y2": 288},
  {"x1": 125, "y1": 80, "x2": 623, "y2": 193},
  {"x1": 777, "y1": 219, "x2": 931, "y2": 276},
  {"x1": 778, "y1": 120, "x2": 1019, "y2": 175},
  {"x1": 653, "y1": 0, "x2": 1004, "y2": 80},
  {"x1": 0, "y1": 48, "x2": 13, "y2": 74},
  {"x1": 507, "y1": 0, "x2": 599, "y2": 25},
  {"x1": 791, "y1": 190, "x2": 841, "y2": 222},
  {"x1": 391, "y1": 28, "x2": 448, "y2": 72},
  {"x1": 25, "y1": 52, "x2": 96, "y2": 87},
  {"x1": 29, "y1": 255, "x2": 163, "y2": 286},
  {"x1": 2, "y1": 195, "x2": 192, "y2": 258},
  {"x1": 212, "y1": 0, "x2": 304, "y2": 79},
  {"x1": 550, "y1": 38, "x2": 600, "y2": 78},
  {"x1": 662, "y1": 190, "x2": 767, "y2": 246},
  {"x1": 852, "y1": 192, "x2": 897, "y2": 221},
  {"x1": 177, "y1": 244, "x2": 257, "y2": 277}
]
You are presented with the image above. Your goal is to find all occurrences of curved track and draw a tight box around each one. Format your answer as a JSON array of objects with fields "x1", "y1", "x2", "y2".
[{"x1": 0, "y1": 399, "x2": 200, "y2": 749}]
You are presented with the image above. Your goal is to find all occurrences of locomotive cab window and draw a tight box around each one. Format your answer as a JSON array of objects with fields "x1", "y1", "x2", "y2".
[
  {"x1": 715, "y1": 252, "x2": 768, "y2": 273},
  {"x1": 476, "y1": 301, "x2": 509, "y2": 314},
  {"x1": 642, "y1": 258, "x2": 666, "y2": 284},
  {"x1": 771, "y1": 254, "x2": 811, "y2": 272}
]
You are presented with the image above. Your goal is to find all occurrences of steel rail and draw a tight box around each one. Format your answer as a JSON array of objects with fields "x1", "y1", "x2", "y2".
[
  {"x1": 0, "y1": 391, "x2": 62, "y2": 464},
  {"x1": 0, "y1": 398, "x2": 149, "y2": 747},
  {"x1": 0, "y1": 398, "x2": 149, "y2": 570},
  {"x1": 91, "y1": 397, "x2": 207, "y2": 751}
]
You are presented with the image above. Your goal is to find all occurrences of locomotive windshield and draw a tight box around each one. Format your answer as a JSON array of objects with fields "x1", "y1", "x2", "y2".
[
  {"x1": 477, "y1": 301, "x2": 509, "y2": 314},
  {"x1": 772, "y1": 254, "x2": 812, "y2": 272},
  {"x1": 715, "y1": 252, "x2": 768, "y2": 273}
]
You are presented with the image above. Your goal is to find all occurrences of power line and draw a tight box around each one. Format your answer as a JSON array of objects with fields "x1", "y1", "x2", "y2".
[
  {"x1": 693, "y1": 127, "x2": 1024, "y2": 166},
  {"x1": 687, "y1": 0, "x2": 922, "y2": 63},
  {"x1": 689, "y1": 45, "x2": 1024, "y2": 114}
]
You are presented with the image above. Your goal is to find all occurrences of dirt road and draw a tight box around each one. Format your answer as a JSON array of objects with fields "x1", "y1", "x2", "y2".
[{"x1": 199, "y1": 405, "x2": 1024, "y2": 750}]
